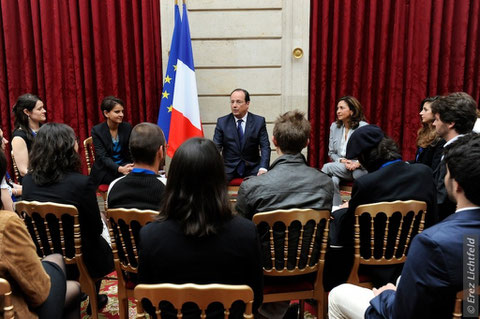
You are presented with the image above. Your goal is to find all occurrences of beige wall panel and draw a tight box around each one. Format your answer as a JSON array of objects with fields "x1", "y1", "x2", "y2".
[
  {"x1": 199, "y1": 96, "x2": 282, "y2": 123},
  {"x1": 188, "y1": 0, "x2": 282, "y2": 10},
  {"x1": 193, "y1": 39, "x2": 281, "y2": 67},
  {"x1": 196, "y1": 68, "x2": 282, "y2": 96},
  {"x1": 189, "y1": 11, "x2": 282, "y2": 39}
]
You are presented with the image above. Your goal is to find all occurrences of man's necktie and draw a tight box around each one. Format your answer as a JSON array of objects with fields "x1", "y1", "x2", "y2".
[
  {"x1": 236, "y1": 119, "x2": 245, "y2": 176},
  {"x1": 237, "y1": 119, "x2": 244, "y2": 144}
]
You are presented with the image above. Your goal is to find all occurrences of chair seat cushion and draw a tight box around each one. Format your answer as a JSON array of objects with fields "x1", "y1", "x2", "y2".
[
  {"x1": 264, "y1": 280, "x2": 313, "y2": 294},
  {"x1": 228, "y1": 178, "x2": 243, "y2": 186},
  {"x1": 98, "y1": 184, "x2": 109, "y2": 192},
  {"x1": 263, "y1": 274, "x2": 315, "y2": 294}
]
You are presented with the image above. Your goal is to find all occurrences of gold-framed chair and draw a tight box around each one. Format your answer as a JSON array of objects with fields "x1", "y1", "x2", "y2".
[
  {"x1": 453, "y1": 287, "x2": 480, "y2": 318},
  {"x1": 347, "y1": 200, "x2": 427, "y2": 288},
  {"x1": 15, "y1": 200, "x2": 103, "y2": 319},
  {"x1": 0, "y1": 277, "x2": 14, "y2": 319},
  {"x1": 83, "y1": 136, "x2": 108, "y2": 210},
  {"x1": 10, "y1": 151, "x2": 20, "y2": 184},
  {"x1": 252, "y1": 208, "x2": 330, "y2": 319},
  {"x1": 134, "y1": 283, "x2": 254, "y2": 318},
  {"x1": 107, "y1": 208, "x2": 159, "y2": 319}
]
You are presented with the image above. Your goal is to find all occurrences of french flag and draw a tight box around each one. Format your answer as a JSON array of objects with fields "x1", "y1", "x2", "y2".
[{"x1": 168, "y1": 3, "x2": 203, "y2": 157}]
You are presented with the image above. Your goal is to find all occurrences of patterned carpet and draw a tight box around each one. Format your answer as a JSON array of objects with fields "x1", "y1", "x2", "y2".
[{"x1": 80, "y1": 272, "x2": 137, "y2": 319}]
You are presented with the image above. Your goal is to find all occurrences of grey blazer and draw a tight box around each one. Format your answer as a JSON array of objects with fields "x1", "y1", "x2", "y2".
[{"x1": 328, "y1": 120, "x2": 368, "y2": 162}]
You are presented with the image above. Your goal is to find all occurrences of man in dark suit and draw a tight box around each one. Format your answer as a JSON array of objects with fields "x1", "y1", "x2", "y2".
[
  {"x1": 328, "y1": 133, "x2": 480, "y2": 319},
  {"x1": 326, "y1": 125, "x2": 438, "y2": 289},
  {"x1": 213, "y1": 88, "x2": 271, "y2": 181},
  {"x1": 430, "y1": 92, "x2": 477, "y2": 221}
]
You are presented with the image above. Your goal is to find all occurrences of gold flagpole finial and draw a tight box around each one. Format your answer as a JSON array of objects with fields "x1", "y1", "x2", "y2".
[{"x1": 175, "y1": 0, "x2": 178, "y2": 5}]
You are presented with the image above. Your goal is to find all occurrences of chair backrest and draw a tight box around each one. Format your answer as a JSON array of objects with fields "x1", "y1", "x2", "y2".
[
  {"x1": 107, "y1": 208, "x2": 159, "y2": 274},
  {"x1": 10, "y1": 151, "x2": 20, "y2": 184},
  {"x1": 83, "y1": 137, "x2": 95, "y2": 174},
  {"x1": 134, "y1": 283, "x2": 254, "y2": 318},
  {"x1": 15, "y1": 201, "x2": 81, "y2": 266},
  {"x1": 0, "y1": 278, "x2": 14, "y2": 319},
  {"x1": 252, "y1": 209, "x2": 330, "y2": 277},
  {"x1": 453, "y1": 287, "x2": 480, "y2": 318},
  {"x1": 352, "y1": 200, "x2": 427, "y2": 266}
]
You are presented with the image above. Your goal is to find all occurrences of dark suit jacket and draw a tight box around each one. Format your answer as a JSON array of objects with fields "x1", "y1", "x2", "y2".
[
  {"x1": 433, "y1": 158, "x2": 456, "y2": 221},
  {"x1": 90, "y1": 121, "x2": 132, "y2": 185},
  {"x1": 213, "y1": 112, "x2": 270, "y2": 178},
  {"x1": 414, "y1": 138, "x2": 445, "y2": 171},
  {"x1": 366, "y1": 208, "x2": 480, "y2": 318},
  {"x1": 22, "y1": 172, "x2": 114, "y2": 278}
]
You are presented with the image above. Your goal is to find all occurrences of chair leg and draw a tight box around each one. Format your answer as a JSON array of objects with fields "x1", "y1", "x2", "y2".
[
  {"x1": 299, "y1": 300, "x2": 305, "y2": 319},
  {"x1": 117, "y1": 295, "x2": 129, "y2": 319},
  {"x1": 317, "y1": 294, "x2": 327, "y2": 319},
  {"x1": 79, "y1": 274, "x2": 99, "y2": 319}
]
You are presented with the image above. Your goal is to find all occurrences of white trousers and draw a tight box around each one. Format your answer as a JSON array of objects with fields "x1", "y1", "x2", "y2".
[{"x1": 328, "y1": 284, "x2": 374, "y2": 319}]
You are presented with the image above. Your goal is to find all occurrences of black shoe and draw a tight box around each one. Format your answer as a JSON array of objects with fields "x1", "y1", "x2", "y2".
[
  {"x1": 283, "y1": 302, "x2": 300, "y2": 319},
  {"x1": 86, "y1": 294, "x2": 108, "y2": 315}
]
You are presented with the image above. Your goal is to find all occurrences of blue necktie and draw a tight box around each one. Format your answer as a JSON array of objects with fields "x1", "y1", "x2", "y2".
[
  {"x1": 236, "y1": 119, "x2": 245, "y2": 176},
  {"x1": 237, "y1": 119, "x2": 244, "y2": 144}
]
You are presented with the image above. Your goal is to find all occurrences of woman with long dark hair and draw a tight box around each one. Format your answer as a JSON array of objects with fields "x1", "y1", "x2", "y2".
[
  {"x1": 11, "y1": 93, "x2": 46, "y2": 181},
  {"x1": 322, "y1": 96, "x2": 368, "y2": 206},
  {"x1": 90, "y1": 96, "x2": 133, "y2": 186},
  {"x1": 22, "y1": 123, "x2": 114, "y2": 312},
  {"x1": 138, "y1": 138, "x2": 263, "y2": 318},
  {"x1": 413, "y1": 96, "x2": 445, "y2": 171}
]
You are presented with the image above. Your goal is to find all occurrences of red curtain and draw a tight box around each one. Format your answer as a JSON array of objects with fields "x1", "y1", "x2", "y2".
[
  {"x1": 0, "y1": 0, "x2": 162, "y2": 173},
  {"x1": 309, "y1": 0, "x2": 480, "y2": 168}
]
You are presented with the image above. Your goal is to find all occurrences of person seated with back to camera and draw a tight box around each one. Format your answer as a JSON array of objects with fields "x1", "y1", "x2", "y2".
[
  {"x1": 138, "y1": 137, "x2": 263, "y2": 319},
  {"x1": 21, "y1": 123, "x2": 114, "y2": 313},
  {"x1": 321, "y1": 96, "x2": 369, "y2": 207},
  {"x1": 328, "y1": 133, "x2": 480, "y2": 319},
  {"x1": 0, "y1": 148, "x2": 81, "y2": 319},
  {"x1": 325, "y1": 125, "x2": 438, "y2": 291},
  {"x1": 236, "y1": 110, "x2": 333, "y2": 319},
  {"x1": 90, "y1": 96, "x2": 133, "y2": 186},
  {"x1": 107, "y1": 122, "x2": 167, "y2": 211}
]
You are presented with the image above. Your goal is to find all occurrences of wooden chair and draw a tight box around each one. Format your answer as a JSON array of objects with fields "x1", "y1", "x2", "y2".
[
  {"x1": 252, "y1": 209, "x2": 330, "y2": 319},
  {"x1": 10, "y1": 151, "x2": 20, "y2": 184},
  {"x1": 453, "y1": 287, "x2": 480, "y2": 318},
  {"x1": 347, "y1": 200, "x2": 427, "y2": 288},
  {"x1": 0, "y1": 278, "x2": 14, "y2": 319},
  {"x1": 134, "y1": 283, "x2": 254, "y2": 318},
  {"x1": 15, "y1": 200, "x2": 103, "y2": 319},
  {"x1": 83, "y1": 136, "x2": 108, "y2": 209},
  {"x1": 107, "y1": 208, "x2": 159, "y2": 319}
]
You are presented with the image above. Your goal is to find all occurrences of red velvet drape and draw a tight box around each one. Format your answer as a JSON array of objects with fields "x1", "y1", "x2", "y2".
[
  {"x1": 309, "y1": 0, "x2": 480, "y2": 168},
  {"x1": 0, "y1": 0, "x2": 162, "y2": 173}
]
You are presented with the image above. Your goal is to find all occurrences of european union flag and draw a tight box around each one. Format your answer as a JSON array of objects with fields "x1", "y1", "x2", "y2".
[{"x1": 157, "y1": 3, "x2": 181, "y2": 142}]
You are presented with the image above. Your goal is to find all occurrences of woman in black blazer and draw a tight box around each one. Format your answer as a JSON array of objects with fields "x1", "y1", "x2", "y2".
[
  {"x1": 138, "y1": 138, "x2": 263, "y2": 319},
  {"x1": 414, "y1": 96, "x2": 445, "y2": 171},
  {"x1": 90, "y1": 96, "x2": 133, "y2": 186}
]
